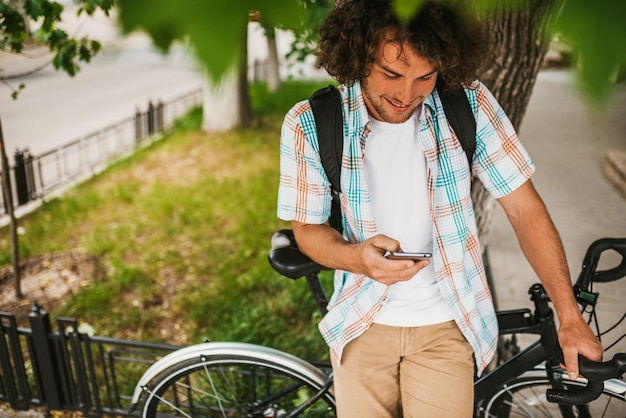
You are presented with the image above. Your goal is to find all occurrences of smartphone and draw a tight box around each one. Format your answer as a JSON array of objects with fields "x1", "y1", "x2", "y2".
[{"x1": 384, "y1": 251, "x2": 432, "y2": 261}]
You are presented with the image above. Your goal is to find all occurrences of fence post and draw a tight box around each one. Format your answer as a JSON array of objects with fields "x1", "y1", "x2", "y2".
[
  {"x1": 0, "y1": 313, "x2": 32, "y2": 409},
  {"x1": 14, "y1": 149, "x2": 30, "y2": 206},
  {"x1": 28, "y1": 304, "x2": 65, "y2": 410},
  {"x1": 134, "y1": 108, "x2": 143, "y2": 144},
  {"x1": 147, "y1": 101, "x2": 155, "y2": 136},
  {"x1": 25, "y1": 150, "x2": 36, "y2": 201},
  {"x1": 157, "y1": 101, "x2": 164, "y2": 132}
]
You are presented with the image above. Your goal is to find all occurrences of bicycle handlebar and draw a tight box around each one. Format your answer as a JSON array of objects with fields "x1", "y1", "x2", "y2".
[
  {"x1": 576, "y1": 238, "x2": 626, "y2": 289},
  {"x1": 546, "y1": 353, "x2": 626, "y2": 405}
]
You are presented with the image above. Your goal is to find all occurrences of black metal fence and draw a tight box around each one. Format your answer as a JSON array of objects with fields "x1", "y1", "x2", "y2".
[
  {"x1": 1, "y1": 304, "x2": 178, "y2": 416},
  {"x1": 0, "y1": 88, "x2": 203, "y2": 221}
]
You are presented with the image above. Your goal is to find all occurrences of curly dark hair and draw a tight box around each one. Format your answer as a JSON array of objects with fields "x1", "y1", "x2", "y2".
[{"x1": 317, "y1": 0, "x2": 487, "y2": 90}]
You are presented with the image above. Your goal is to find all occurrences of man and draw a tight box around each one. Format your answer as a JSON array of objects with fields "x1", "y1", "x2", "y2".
[{"x1": 277, "y1": 0, "x2": 602, "y2": 416}]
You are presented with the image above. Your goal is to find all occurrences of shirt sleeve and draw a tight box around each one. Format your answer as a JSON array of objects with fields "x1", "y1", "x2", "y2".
[
  {"x1": 277, "y1": 100, "x2": 332, "y2": 224},
  {"x1": 472, "y1": 81, "x2": 535, "y2": 199}
]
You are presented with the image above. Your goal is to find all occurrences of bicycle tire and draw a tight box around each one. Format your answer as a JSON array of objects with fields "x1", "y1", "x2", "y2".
[
  {"x1": 478, "y1": 371, "x2": 625, "y2": 418},
  {"x1": 140, "y1": 353, "x2": 336, "y2": 417}
]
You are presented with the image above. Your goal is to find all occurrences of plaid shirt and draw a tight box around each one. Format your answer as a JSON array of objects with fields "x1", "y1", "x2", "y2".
[{"x1": 277, "y1": 80, "x2": 534, "y2": 375}]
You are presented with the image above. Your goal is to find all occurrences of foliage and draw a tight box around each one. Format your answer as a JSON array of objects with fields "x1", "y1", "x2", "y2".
[
  {"x1": 115, "y1": 0, "x2": 305, "y2": 83},
  {"x1": 392, "y1": 0, "x2": 626, "y2": 101},
  {"x1": 0, "y1": 0, "x2": 114, "y2": 79},
  {"x1": 114, "y1": 0, "x2": 625, "y2": 102},
  {"x1": 2, "y1": 0, "x2": 623, "y2": 100},
  {"x1": 0, "y1": 81, "x2": 332, "y2": 360},
  {"x1": 285, "y1": 0, "x2": 334, "y2": 63},
  {"x1": 552, "y1": 0, "x2": 626, "y2": 100}
]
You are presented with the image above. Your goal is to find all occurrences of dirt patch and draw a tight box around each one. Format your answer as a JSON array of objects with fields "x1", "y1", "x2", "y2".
[{"x1": 0, "y1": 252, "x2": 103, "y2": 325}]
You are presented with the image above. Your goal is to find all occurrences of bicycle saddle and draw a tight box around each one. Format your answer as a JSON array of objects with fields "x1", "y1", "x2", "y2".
[{"x1": 268, "y1": 229, "x2": 329, "y2": 280}]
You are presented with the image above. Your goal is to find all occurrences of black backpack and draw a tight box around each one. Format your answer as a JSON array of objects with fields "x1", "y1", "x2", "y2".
[{"x1": 308, "y1": 82, "x2": 476, "y2": 234}]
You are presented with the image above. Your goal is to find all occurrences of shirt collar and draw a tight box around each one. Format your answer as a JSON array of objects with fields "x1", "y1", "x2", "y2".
[
  {"x1": 344, "y1": 81, "x2": 371, "y2": 134},
  {"x1": 423, "y1": 88, "x2": 439, "y2": 115}
]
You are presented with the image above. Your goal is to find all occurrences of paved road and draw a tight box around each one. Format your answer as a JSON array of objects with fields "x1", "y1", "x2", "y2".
[
  {"x1": 0, "y1": 41, "x2": 203, "y2": 157},
  {"x1": 0, "y1": 7, "x2": 204, "y2": 156}
]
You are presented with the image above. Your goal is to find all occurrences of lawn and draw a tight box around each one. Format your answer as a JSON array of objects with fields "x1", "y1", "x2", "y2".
[{"x1": 0, "y1": 80, "x2": 334, "y2": 361}]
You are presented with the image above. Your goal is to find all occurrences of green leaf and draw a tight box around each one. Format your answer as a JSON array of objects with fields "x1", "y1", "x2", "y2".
[
  {"x1": 47, "y1": 29, "x2": 68, "y2": 50},
  {"x1": 79, "y1": 41, "x2": 92, "y2": 62},
  {"x1": 76, "y1": 0, "x2": 114, "y2": 16},
  {"x1": 467, "y1": 0, "x2": 528, "y2": 11},
  {"x1": 392, "y1": 0, "x2": 426, "y2": 21},
  {"x1": 116, "y1": 0, "x2": 246, "y2": 80},
  {"x1": 24, "y1": 0, "x2": 44, "y2": 19},
  {"x1": 40, "y1": 0, "x2": 64, "y2": 31},
  {"x1": 116, "y1": 0, "x2": 307, "y2": 82},
  {"x1": 254, "y1": 0, "x2": 305, "y2": 30},
  {"x1": 0, "y1": 4, "x2": 27, "y2": 51},
  {"x1": 90, "y1": 39, "x2": 102, "y2": 54},
  {"x1": 554, "y1": 0, "x2": 626, "y2": 100}
]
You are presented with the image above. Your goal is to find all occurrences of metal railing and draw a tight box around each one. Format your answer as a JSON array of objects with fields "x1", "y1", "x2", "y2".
[
  {"x1": 1, "y1": 88, "x2": 203, "y2": 221},
  {"x1": 1, "y1": 304, "x2": 178, "y2": 416}
]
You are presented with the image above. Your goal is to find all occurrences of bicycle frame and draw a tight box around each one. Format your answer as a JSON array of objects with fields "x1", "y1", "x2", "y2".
[{"x1": 474, "y1": 284, "x2": 560, "y2": 411}]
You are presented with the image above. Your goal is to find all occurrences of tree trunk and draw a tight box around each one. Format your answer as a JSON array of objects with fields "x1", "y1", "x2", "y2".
[
  {"x1": 202, "y1": 23, "x2": 252, "y2": 132},
  {"x1": 472, "y1": 0, "x2": 562, "y2": 246},
  {"x1": 202, "y1": 67, "x2": 240, "y2": 132},
  {"x1": 266, "y1": 29, "x2": 282, "y2": 93}
]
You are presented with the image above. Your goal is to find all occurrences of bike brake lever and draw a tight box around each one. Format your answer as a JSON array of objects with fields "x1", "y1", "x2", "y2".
[{"x1": 546, "y1": 353, "x2": 626, "y2": 405}]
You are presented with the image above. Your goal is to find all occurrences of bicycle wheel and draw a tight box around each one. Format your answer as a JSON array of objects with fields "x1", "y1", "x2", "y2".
[
  {"x1": 141, "y1": 353, "x2": 336, "y2": 418},
  {"x1": 479, "y1": 371, "x2": 625, "y2": 418}
]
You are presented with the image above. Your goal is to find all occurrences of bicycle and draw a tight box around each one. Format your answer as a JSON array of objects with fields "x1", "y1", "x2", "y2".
[{"x1": 128, "y1": 233, "x2": 626, "y2": 417}]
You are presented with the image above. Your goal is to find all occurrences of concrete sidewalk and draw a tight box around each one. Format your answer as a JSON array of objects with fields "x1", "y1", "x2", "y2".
[{"x1": 488, "y1": 70, "x2": 626, "y2": 359}]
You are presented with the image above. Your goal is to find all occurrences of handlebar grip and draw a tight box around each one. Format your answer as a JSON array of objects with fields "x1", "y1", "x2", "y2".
[
  {"x1": 546, "y1": 380, "x2": 604, "y2": 405},
  {"x1": 577, "y1": 238, "x2": 626, "y2": 286},
  {"x1": 546, "y1": 354, "x2": 626, "y2": 405}
]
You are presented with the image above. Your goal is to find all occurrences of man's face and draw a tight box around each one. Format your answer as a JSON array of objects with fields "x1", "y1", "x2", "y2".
[{"x1": 362, "y1": 39, "x2": 438, "y2": 123}]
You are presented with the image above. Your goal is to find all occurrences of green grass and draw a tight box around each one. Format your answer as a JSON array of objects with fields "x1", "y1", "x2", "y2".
[{"x1": 0, "y1": 80, "x2": 334, "y2": 361}]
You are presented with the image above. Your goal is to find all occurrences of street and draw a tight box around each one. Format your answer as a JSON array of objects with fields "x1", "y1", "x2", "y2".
[{"x1": 0, "y1": 34, "x2": 203, "y2": 156}]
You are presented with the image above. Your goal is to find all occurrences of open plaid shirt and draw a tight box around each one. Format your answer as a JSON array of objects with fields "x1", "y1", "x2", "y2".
[{"x1": 277, "y1": 80, "x2": 534, "y2": 375}]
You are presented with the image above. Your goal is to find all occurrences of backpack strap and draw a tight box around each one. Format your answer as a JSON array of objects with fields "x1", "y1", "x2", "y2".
[
  {"x1": 437, "y1": 81, "x2": 476, "y2": 168},
  {"x1": 309, "y1": 85, "x2": 344, "y2": 233}
]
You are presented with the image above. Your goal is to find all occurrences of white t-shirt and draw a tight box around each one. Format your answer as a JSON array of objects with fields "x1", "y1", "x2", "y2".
[{"x1": 364, "y1": 109, "x2": 454, "y2": 326}]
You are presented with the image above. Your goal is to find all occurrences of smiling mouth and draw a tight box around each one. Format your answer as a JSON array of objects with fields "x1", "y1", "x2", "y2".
[{"x1": 385, "y1": 97, "x2": 410, "y2": 110}]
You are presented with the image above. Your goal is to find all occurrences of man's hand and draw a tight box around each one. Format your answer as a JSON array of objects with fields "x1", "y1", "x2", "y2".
[
  {"x1": 352, "y1": 234, "x2": 429, "y2": 285},
  {"x1": 558, "y1": 316, "x2": 603, "y2": 380},
  {"x1": 292, "y1": 221, "x2": 428, "y2": 285}
]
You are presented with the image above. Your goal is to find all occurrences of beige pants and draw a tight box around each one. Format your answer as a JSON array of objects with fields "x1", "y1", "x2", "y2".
[{"x1": 331, "y1": 321, "x2": 475, "y2": 418}]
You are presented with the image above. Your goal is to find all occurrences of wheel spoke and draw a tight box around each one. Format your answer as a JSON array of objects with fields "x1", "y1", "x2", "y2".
[{"x1": 142, "y1": 385, "x2": 195, "y2": 418}]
